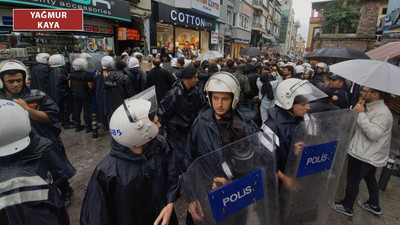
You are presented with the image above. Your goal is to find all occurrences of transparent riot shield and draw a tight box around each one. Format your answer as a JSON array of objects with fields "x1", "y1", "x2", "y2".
[
  {"x1": 280, "y1": 109, "x2": 358, "y2": 225},
  {"x1": 180, "y1": 132, "x2": 279, "y2": 225}
]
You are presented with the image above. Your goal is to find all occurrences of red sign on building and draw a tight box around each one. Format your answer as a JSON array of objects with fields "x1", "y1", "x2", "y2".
[{"x1": 13, "y1": 9, "x2": 83, "y2": 31}]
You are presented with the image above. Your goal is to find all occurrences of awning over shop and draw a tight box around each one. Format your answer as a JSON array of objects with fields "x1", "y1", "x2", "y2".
[
  {"x1": 366, "y1": 42, "x2": 400, "y2": 61},
  {"x1": 261, "y1": 34, "x2": 275, "y2": 42}
]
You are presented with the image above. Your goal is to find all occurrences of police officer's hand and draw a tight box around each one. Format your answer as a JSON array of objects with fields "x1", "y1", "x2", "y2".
[
  {"x1": 13, "y1": 98, "x2": 29, "y2": 110},
  {"x1": 154, "y1": 203, "x2": 174, "y2": 225},
  {"x1": 354, "y1": 99, "x2": 365, "y2": 113},
  {"x1": 188, "y1": 200, "x2": 204, "y2": 222},
  {"x1": 212, "y1": 177, "x2": 232, "y2": 189}
]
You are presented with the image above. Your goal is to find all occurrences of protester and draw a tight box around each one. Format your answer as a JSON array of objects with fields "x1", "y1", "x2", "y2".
[{"x1": 332, "y1": 86, "x2": 393, "y2": 217}]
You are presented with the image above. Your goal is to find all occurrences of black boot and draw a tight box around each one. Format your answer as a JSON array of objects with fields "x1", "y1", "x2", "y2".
[
  {"x1": 75, "y1": 125, "x2": 84, "y2": 132},
  {"x1": 85, "y1": 124, "x2": 92, "y2": 133}
]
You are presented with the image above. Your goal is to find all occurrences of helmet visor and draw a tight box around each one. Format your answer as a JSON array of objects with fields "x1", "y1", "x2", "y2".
[
  {"x1": 291, "y1": 80, "x2": 328, "y2": 104},
  {"x1": 126, "y1": 85, "x2": 157, "y2": 116}
]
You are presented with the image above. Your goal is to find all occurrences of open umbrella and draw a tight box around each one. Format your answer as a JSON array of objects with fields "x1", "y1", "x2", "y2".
[
  {"x1": 239, "y1": 47, "x2": 261, "y2": 57},
  {"x1": 329, "y1": 59, "x2": 400, "y2": 96},
  {"x1": 305, "y1": 46, "x2": 370, "y2": 64},
  {"x1": 197, "y1": 50, "x2": 223, "y2": 61}
]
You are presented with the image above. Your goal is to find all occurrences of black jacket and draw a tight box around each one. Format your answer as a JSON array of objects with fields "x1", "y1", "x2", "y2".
[
  {"x1": 185, "y1": 105, "x2": 259, "y2": 170},
  {"x1": 80, "y1": 136, "x2": 179, "y2": 225},
  {"x1": 263, "y1": 107, "x2": 303, "y2": 173},
  {"x1": 69, "y1": 70, "x2": 94, "y2": 95},
  {"x1": 311, "y1": 72, "x2": 324, "y2": 85},
  {"x1": 197, "y1": 69, "x2": 209, "y2": 93},
  {"x1": 309, "y1": 98, "x2": 340, "y2": 114},
  {"x1": 49, "y1": 67, "x2": 69, "y2": 105},
  {"x1": 0, "y1": 135, "x2": 70, "y2": 225},
  {"x1": 247, "y1": 72, "x2": 259, "y2": 97},
  {"x1": 330, "y1": 87, "x2": 350, "y2": 109},
  {"x1": 158, "y1": 80, "x2": 206, "y2": 172},
  {"x1": 103, "y1": 70, "x2": 133, "y2": 113},
  {"x1": 30, "y1": 63, "x2": 51, "y2": 96},
  {"x1": 128, "y1": 67, "x2": 147, "y2": 94},
  {"x1": 146, "y1": 66, "x2": 174, "y2": 103},
  {"x1": 94, "y1": 68, "x2": 113, "y2": 116}
]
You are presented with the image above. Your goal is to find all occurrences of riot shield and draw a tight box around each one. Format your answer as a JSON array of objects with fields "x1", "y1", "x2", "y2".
[
  {"x1": 280, "y1": 109, "x2": 358, "y2": 225},
  {"x1": 180, "y1": 132, "x2": 279, "y2": 225}
]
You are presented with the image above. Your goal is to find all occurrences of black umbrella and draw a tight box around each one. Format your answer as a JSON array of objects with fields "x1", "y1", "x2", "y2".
[
  {"x1": 304, "y1": 46, "x2": 370, "y2": 64},
  {"x1": 240, "y1": 47, "x2": 262, "y2": 57}
]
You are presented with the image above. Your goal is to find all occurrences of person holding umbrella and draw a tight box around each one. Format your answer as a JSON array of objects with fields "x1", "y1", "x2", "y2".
[{"x1": 331, "y1": 86, "x2": 392, "y2": 217}]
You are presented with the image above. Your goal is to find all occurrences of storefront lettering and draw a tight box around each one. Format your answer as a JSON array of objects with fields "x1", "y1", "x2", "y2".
[
  {"x1": 72, "y1": 0, "x2": 111, "y2": 10},
  {"x1": 170, "y1": 10, "x2": 213, "y2": 28},
  {"x1": 33, "y1": 0, "x2": 56, "y2": 5}
]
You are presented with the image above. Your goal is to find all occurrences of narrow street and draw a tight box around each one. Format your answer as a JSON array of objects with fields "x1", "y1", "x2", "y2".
[{"x1": 63, "y1": 115, "x2": 400, "y2": 225}]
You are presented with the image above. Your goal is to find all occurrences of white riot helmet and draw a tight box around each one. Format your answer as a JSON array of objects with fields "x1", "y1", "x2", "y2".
[
  {"x1": 36, "y1": 53, "x2": 50, "y2": 64},
  {"x1": 48, "y1": 54, "x2": 65, "y2": 67},
  {"x1": 315, "y1": 62, "x2": 329, "y2": 72},
  {"x1": 78, "y1": 53, "x2": 92, "y2": 60},
  {"x1": 295, "y1": 65, "x2": 305, "y2": 74},
  {"x1": 275, "y1": 78, "x2": 327, "y2": 109},
  {"x1": 0, "y1": 60, "x2": 29, "y2": 86},
  {"x1": 127, "y1": 57, "x2": 140, "y2": 68},
  {"x1": 72, "y1": 58, "x2": 88, "y2": 71},
  {"x1": 109, "y1": 99, "x2": 158, "y2": 148},
  {"x1": 303, "y1": 63, "x2": 312, "y2": 69},
  {"x1": 0, "y1": 100, "x2": 31, "y2": 157},
  {"x1": 101, "y1": 56, "x2": 115, "y2": 69},
  {"x1": 204, "y1": 71, "x2": 241, "y2": 109}
]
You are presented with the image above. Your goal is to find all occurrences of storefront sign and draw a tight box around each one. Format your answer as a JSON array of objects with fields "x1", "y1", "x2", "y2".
[
  {"x1": 13, "y1": 9, "x2": 83, "y2": 31},
  {"x1": 234, "y1": 39, "x2": 249, "y2": 44},
  {"x1": 117, "y1": 27, "x2": 140, "y2": 41},
  {"x1": 191, "y1": 0, "x2": 220, "y2": 18},
  {"x1": 158, "y1": 3, "x2": 216, "y2": 31},
  {"x1": 0, "y1": 0, "x2": 131, "y2": 22},
  {"x1": 83, "y1": 23, "x2": 112, "y2": 34},
  {"x1": 377, "y1": 7, "x2": 400, "y2": 32},
  {"x1": 211, "y1": 31, "x2": 218, "y2": 44}
]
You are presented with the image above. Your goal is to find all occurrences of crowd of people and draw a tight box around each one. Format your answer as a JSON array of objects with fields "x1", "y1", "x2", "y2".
[{"x1": 0, "y1": 49, "x2": 393, "y2": 225}]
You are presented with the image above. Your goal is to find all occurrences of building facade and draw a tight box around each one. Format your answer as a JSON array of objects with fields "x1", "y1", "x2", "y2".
[
  {"x1": 0, "y1": 0, "x2": 132, "y2": 60},
  {"x1": 149, "y1": 0, "x2": 219, "y2": 57}
]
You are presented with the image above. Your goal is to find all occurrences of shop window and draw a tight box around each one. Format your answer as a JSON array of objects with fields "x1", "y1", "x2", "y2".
[
  {"x1": 176, "y1": 27, "x2": 200, "y2": 56},
  {"x1": 73, "y1": 35, "x2": 114, "y2": 53},
  {"x1": 156, "y1": 23, "x2": 174, "y2": 54}
]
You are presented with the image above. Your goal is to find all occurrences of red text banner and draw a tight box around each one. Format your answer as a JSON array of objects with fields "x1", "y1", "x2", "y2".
[{"x1": 13, "y1": 9, "x2": 83, "y2": 31}]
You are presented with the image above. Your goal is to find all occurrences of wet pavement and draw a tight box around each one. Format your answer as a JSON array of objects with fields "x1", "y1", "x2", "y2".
[{"x1": 64, "y1": 113, "x2": 400, "y2": 225}]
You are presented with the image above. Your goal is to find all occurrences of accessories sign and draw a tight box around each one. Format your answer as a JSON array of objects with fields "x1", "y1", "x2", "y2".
[{"x1": 13, "y1": 9, "x2": 83, "y2": 31}]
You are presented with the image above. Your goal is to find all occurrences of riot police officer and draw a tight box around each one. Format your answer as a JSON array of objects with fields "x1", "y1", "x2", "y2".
[{"x1": 69, "y1": 58, "x2": 94, "y2": 132}]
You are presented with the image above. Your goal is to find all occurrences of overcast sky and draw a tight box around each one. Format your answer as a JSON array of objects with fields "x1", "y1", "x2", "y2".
[{"x1": 293, "y1": 0, "x2": 325, "y2": 41}]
